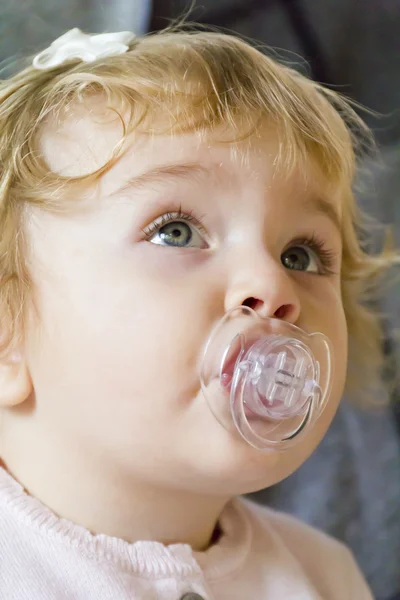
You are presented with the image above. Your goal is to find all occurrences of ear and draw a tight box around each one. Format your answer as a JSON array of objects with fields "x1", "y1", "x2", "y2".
[{"x1": 0, "y1": 351, "x2": 33, "y2": 407}]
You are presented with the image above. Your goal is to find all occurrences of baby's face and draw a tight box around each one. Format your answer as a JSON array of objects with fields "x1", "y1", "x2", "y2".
[{"x1": 23, "y1": 109, "x2": 347, "y2": 495}]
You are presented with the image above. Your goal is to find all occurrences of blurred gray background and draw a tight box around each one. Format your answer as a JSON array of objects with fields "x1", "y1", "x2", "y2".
[{"x1": 1, "y1": 1, "x2": 399, "y2": 599}]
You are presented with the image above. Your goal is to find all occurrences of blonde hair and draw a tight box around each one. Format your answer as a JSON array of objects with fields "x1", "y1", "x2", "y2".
[{"x1": 0, "y1": 27, "x2": 398, "y2": 401}]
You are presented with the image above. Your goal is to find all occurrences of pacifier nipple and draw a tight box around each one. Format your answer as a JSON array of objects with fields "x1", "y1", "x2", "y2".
[
  {"x1": 200, "y1": 306, "x2": 333, "y2": 451},
  {"x1": 232, "y1": 336, "x2": 319, "y2": 420}
]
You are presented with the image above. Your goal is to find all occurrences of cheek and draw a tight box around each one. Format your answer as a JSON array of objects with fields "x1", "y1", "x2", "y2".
[
  {"x1": 319, "y1": 289, "x2": 348, "y2": 414},
  {"x1": 27, "y1": 254, "x2": 216, "y2": 416},
  {"x1": 301, "y1": 277, "x2": 348, "y2": 391},
  {"x1": 303, "y1": 276, "x2": 346, "y2": 333},
  {"x1": 321, "y1": 281, "x2": 348, "y2": 366}
]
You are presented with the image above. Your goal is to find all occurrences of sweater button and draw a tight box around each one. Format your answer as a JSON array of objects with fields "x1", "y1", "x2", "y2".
[{"x1": 180, "y1": 594, "x2": 205, "y2": 600}]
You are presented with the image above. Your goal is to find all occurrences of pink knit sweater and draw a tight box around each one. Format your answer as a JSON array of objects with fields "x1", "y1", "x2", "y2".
[{"x1": 0, "y1": 467, "x2": 373, "y2": 599}]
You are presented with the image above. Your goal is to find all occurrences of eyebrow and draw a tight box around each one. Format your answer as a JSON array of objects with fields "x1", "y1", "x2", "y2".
[
  {"x1": 303, "y1": 196, "x2": 342, "y2": 233},
  {"x1": 108, "y1": 162, "x2": 210, "y2": 197},
  {"x1": 108, "y1": 160, "x2": 342, "y2": 232}
]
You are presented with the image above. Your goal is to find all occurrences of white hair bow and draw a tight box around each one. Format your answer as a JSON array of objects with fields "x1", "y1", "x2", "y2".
[{"x1": 32, "y1": 28, "x2": 136, "y2": 70}]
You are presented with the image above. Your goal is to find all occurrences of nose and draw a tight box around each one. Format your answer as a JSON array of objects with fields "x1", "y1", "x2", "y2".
[{"x1": 224, "y1": 247, "x2": 301, "y2": 324}]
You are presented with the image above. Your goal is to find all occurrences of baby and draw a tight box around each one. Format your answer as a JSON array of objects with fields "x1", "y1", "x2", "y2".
[{"x1": 0, "y1": 26, "x2": 397, "y2": 599}]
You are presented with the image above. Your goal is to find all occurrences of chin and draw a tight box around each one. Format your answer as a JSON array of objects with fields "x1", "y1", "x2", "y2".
[
  {"x1": 187, "y1": 431, "x2": 291, "y2": 496},
  {"x1": 182, "y1": 389, "x2": 335, "y2": 496},
  {"x1": 197, "y1": 418, "x2": 331, "y2": 497}
]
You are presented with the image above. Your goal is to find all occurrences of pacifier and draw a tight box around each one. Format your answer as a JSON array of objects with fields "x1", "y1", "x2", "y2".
[{"x1": 200, "y1": 306, "x2": 333, "y2": 451}]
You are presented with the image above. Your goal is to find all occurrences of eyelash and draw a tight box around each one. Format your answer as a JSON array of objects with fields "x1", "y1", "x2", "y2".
[
  {"x1": 141, "y1": 208, "x2": 207, "y2": 240},
  {"x1": 291, "y1": 233, "x2": 338, "y2": 275},
  {"x1": 142, "y1": 211, "x2": 338, "y2": 275}
]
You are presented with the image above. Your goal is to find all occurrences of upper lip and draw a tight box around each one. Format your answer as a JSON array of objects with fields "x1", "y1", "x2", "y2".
[{"x1": 220, "y1": 331, "x2": 261, "y2": 388}]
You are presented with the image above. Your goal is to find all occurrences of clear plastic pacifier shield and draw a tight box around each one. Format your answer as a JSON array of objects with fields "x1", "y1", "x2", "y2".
[{"x1": 200, "y1": 306, "x2": 333, "y2": 451}]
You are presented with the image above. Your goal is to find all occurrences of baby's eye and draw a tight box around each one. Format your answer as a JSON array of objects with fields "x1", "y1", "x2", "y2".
[
  {"x1": 281, "y1": 234, "x2": 337, "y2": 276},
  {"x1": 143, "y1": 213, "x2": 209, "y2": 249},
  {"x1": 281, "y1": 245, "x2": 320, "y2": 273}
]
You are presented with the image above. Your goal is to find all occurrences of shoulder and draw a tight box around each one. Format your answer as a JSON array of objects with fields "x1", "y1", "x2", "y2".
[
  {"x1": 239, "y1": 496, "x2": 345, "y2": 553},
  {"x1": 235, "y1": 497, "x2": 374, "y2": 600}
]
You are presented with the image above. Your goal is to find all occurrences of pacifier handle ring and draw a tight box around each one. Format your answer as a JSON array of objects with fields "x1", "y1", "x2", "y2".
[
  {"x1": 238, "y1": 390, "x2": 316, "y2": 449},
  {"x1": 281, "y1": 397, "x2": 313, "y2": 441}
]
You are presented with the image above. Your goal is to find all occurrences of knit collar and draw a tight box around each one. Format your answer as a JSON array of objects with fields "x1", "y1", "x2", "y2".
[{"x1": 0, "y1": 466, "x2": 252, "y2": 580}]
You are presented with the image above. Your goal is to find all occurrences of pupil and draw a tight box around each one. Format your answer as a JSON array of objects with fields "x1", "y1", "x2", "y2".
[
  {"x1": 160, "y1": 221, "x2": 192, "y2": 246},
  {"x1": 283, "y1": 248, "x2": 309, "y2": 270}
]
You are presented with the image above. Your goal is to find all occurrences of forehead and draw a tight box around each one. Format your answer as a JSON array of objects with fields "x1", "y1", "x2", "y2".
[{"x1": 38, "y1": 99, "x2": 342, "y2": 222}]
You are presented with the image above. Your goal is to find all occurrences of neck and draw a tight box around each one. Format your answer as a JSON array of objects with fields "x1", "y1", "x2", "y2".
[{"x1": 0, "y1": 423, "x2": 228, "y2": 551}]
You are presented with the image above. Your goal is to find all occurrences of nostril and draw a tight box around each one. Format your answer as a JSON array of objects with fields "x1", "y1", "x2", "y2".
[
  {"x1": 242, "y1": 299, "x2": 294, "y2": 320},
  {"x1": 243, "y1": 297, "x2": 263, "y2": 312},
  {"x1": 274, "y1": 304, "x2": 290, "y2": 319}
]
